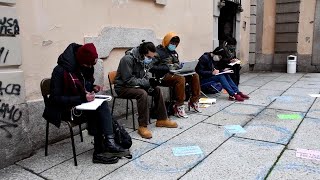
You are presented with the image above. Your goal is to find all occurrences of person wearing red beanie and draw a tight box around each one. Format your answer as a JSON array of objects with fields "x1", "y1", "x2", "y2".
[
  {"x1": 76, "y1": 43, "x2": 98, "y2": 66},
  {"x1": 44, "y1": 43, "x2": 130, "y2": 165}
]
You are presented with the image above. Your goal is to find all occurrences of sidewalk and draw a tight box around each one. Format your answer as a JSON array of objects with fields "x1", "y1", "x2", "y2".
[{"x1": 1, "y1": 72, "x2": 320, "y2": 180}]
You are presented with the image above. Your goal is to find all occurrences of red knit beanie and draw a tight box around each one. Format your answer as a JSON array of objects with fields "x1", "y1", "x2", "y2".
[{"x1": 76, "y1": 43, "x2": 98, "y2": 66}]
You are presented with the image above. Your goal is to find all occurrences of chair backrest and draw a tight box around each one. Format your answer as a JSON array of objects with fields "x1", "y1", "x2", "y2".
[
  {"x1": 40, "y1": 78, "x2": 51, "y2": 99},
  {"x1": 108, "y1": 71, "x2": 117, "y2": 96}
]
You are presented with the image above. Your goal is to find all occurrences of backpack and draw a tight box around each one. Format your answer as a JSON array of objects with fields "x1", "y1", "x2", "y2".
[{"x1": 113, "y1": 120, "x2": 132, "y2": 149}]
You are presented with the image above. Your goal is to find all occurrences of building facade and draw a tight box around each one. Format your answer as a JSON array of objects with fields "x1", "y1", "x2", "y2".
[{"x1": 0, "y1": 0, "x2": 318, "y2": 168}]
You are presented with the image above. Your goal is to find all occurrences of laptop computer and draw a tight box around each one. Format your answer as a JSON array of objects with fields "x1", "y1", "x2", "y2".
[{"x1": 170, "y1": 60, "x2": 198, "y2": 76}]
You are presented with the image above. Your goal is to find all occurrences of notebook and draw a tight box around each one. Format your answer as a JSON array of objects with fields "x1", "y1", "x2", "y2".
[
  {"x1": 76, "y1": 95, "x2": 112, "y2": 110},
  {"x1": 169, "y1": 61, "x2": 198, "y2": 76}
]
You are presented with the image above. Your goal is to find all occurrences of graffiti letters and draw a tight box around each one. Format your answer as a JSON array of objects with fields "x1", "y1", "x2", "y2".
[
  {"x1": 0, "y1": 99, "x2": 22, "y2": 138},
  {"x1": 0, "y1": 81, "x2": 21, "y2": 95},
  {"x1": 0, "y1": 47, "x2": 9, "y2": 63},
  {"x1": 0, "y1": 17, "x2": 20, "y2": 36}
]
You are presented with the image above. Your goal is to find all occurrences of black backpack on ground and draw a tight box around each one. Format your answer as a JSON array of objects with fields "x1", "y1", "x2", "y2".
[{"x1": 113, "y1": 119, "x2": 132, "y2": 149}]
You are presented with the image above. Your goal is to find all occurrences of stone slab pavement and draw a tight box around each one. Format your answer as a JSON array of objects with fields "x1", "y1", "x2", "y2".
[{"x1": 1, "y1": 72, "x2": 320, "y2": 180}]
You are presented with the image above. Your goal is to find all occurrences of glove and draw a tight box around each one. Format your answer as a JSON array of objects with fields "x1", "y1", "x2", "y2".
[{"x1": 149, "y1": 78, "x2": 160, "y2": 88}]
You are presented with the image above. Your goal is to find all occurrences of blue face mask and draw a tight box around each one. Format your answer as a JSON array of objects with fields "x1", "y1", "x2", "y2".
[
  {"x1": 167, "y1": 44, "x2": 177, "y2": 51},
  {"x1": 143, "y1": 57, "x2": 153, "y2": 64}
]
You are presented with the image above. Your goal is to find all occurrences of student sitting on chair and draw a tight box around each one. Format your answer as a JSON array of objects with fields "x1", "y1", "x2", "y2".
[
  {"x1": 195, "y1": 47, "x2": 249, "y2": 102},
  {"x1": 114, "y1": 41, "x2": 178, "y2": 139},
  {"x1": 150, "y1": 32, "x2": 201, "y2": 118},
  {"x1": 43, "y1": 43, "x2": 127, "y2": 164}
]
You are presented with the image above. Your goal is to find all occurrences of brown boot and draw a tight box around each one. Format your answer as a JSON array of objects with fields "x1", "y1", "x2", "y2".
[
  {"x1": 138, "y1": 126, "x2": 152, "y2": 139},
  {"x1": 156, "y1": 119, "x2": 178, "y2": 128}
]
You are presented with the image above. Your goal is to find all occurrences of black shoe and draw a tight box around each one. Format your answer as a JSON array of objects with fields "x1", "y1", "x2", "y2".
[
  {"x1": 92, "y1": 152, "x2": 119, "y2": 164},
  {"x1": 103, "y1": 149, "x2": 132, "y2": 159},
  {"x1": 104, "y1": 134, "x2": 126, "y2": 153}
]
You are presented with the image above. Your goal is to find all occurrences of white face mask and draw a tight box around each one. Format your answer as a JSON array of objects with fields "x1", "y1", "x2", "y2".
[{"x1": 213, "y1": 55, "x2": 221, "y2": 61}]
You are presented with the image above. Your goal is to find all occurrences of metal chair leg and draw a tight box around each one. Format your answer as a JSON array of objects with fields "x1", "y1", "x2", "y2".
[
  {"x1": 149, "y1": 97, "x2": 153, "y2": 124},
  {"x1": 130, "y1": 99, "x2": 136, "y2": 130},
  {"x1": 111, "y1": 98, "x2": 116, "y2": 116},
  {"x1": 79, "y1": 124, "x2": 83, "y2": 142},
  {"x1": 126, "y1": 99, "x2": 129, "y2": 120},
  {"x1": 45, "y1": 121, "x2": 49, "y2": 156},
  {"x1": 66, "y1": 121, "x2": 77, "y2": 166}
]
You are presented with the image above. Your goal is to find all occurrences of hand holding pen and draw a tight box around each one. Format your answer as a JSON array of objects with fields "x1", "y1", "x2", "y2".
[{"x1": 86, "y1": 91, "x2": 95, "y2": 102}]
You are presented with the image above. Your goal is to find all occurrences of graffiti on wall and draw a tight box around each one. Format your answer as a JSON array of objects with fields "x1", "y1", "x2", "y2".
[
  {"x1": 0, "y1": 47, "x2": 9, "y2": 63},
  {"x1": 0, "y1": 17, "x2": 20, "y2": 36},
  {"x1": 0, "y1": 81, "x2": 22, "y2": 138}
]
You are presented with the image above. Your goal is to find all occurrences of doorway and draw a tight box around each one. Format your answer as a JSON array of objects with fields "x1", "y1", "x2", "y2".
[{"x1": 218, "y1": 1, "x2": 238, "y2": 45}]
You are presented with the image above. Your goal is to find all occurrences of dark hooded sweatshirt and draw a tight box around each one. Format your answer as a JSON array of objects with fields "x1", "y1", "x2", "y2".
[{"x1": 43, "y1": 43, "x2": 92, "y2": 127}]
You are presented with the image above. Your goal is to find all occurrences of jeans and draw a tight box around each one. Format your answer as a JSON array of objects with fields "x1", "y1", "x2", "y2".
[{"x1": 201, "y1": 74, "x2": 239, "y2": 96}]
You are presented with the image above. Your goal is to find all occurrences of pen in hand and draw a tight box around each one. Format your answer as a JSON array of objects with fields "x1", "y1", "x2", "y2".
[{"x1": 86, "y1": 91, "x2": 95, "y2": 102}]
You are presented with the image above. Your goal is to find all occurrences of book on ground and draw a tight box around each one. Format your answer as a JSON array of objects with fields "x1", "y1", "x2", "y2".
[{"x1": 199, "y1": 98, "x2": 216, "y2": 104}]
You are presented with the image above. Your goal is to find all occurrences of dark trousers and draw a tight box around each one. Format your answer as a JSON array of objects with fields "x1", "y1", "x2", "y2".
[
  {"x1": 117, "y1": 87, "x2": 167, "y2": 127},
  {"x1": 230, "y1": 64, "x2": 241, "y2": 86},
  {"x1": 70, "y1": 101, "x2": 113, "y2": 136},
  {"x1": 201, "y1": 74, "x2": 239, "y2": 96}
]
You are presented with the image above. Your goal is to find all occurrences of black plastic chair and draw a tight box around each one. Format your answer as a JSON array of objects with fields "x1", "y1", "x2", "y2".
[{"x1": 40, "y1": 78, "x2": 84, "y2": 166}]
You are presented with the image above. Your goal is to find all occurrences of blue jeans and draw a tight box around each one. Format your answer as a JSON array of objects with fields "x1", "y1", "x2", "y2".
[{"x1": 201, "y1": 74, "x2": 239, "y2": 96}]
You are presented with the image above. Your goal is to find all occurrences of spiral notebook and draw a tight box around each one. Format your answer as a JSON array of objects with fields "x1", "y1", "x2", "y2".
[{"x1": 76, "y1": 95, "x2": 112, "y2": 110}]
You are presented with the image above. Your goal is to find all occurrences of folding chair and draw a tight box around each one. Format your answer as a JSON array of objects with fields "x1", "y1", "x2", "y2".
[{"x1": 40, "y1": 78, "x2": 84, "y2": 166}]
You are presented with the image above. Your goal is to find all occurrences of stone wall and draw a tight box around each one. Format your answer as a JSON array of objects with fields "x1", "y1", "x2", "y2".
[{"x1": 0, "y1": 0, "x2": 32, "y2": 169}]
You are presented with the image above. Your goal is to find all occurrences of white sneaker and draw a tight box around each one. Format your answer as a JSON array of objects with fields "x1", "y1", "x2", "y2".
[{"x1": 174, "y1": 105, "x2": 188, "y2": 118}]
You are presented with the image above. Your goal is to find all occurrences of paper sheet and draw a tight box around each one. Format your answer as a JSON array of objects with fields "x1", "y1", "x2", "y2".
[
  {"x1": 76, "y1": 98, "x2": 110, "y2": 110},
  {"x1": 224, "y1": 125, "x2": 247, "y2": 134},
  {"x1": 296, "y1": 148, "x2": 320, "y2": 161},
  {"x1": 277, "y1": 114, "x2": 302, "y2": 120},
  {"x1": 172, "y1": 146, "x2": 203, "y2": 157},
  {"x1": 309, "y1": 94, "x2": 320, "y2": 98}
]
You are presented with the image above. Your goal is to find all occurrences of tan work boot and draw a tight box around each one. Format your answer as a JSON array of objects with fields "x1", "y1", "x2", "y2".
[
  {"x1": 156, "y1": 119, "x2": 178, "y2": 128},
  {"x1": 138, "y1": 126, "x2": 152, "y2": 139}
]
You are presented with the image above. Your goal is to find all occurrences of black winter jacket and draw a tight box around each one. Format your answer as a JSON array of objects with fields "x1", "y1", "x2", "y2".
[{"x1": 42, "y1": 43, "x2": 91, "y2": 127}]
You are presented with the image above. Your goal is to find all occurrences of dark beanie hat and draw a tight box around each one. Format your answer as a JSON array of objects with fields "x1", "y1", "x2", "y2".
[{"x1": 76, "y1": 43, "x2": 98, "y2": 65}]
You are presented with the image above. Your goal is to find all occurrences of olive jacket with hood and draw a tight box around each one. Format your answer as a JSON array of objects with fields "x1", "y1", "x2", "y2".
[
  {"x1": 43, "y1": 43, "x2": 93, "y2": 127},
  {"x1": 114, "y1": 46, "x2": 153, "y2": 94},
  {"x1": 150, "y1": 32, "x2": 180, "y2": 79}
]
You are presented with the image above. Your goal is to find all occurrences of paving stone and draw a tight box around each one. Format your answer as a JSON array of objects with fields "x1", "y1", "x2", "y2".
[
  {"x1": 204, "y1": 103, "x2": 264, "y2": 126},
  {"x1": 239, "y1": 73, "x2": 259, "y2": 83},
  {"x1": 292, "y1": 80, "x2": 320, "y2": 90},
  {"x1": 241, "y1": 89, "x2": 283, "y2": 106},
  {"x1": 306, "y1": 98, "x2": 320, "y2": 119},
  {"x1": 260, "y1": 81, "x2": 294, "y2": 91},
  {"x1": 240, "y1": 76, "x2": 277, "y2": 87},
  {"x1": 200, "y1": 97, "x2": 234, "y2": 116},
  {"x1": 0, "y1": 165, "x2": 43, "y2": 180},
  {"x1": 181, "y1": 137, "x2": 284, "y2": 180},
  {"x1": 40, "y1": 140, "x2": 157, "y2": 180},
  {"x1": 273, "y1": 73, "x2": 304, "y2": 82},
  {"x1": 257, "y1": 72, "x2": 284, "y2": 77},
  {"x1": 269, "y1": 88, "x2": 318, "y2": 112},
  {"x1": 238, "y1": 85, "x2": 260, "y2": 94},
  {"x1": 267, "y1": 149, "x2": 320, "y2": 180},
  {"x1": 130, "y1": 113, "x2": 208, "y2": 145},
  {"x1": 237, "y1": 108, "x2": 303, "y2": 145},
  {"x1": 16, "y1": 132, "x2": 93, "y2": 173},
  {"x1": 102, "y1": 123, "x2": 227, "y2": 180},
  {"x1": 288, "y1": 118, "x2": 320, "y2": 150}
]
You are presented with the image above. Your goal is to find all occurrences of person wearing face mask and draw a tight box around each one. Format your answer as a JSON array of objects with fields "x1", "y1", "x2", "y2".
[
  {"x1": 195, "y1": 47, "x2": 249, "y2": 101},
  {"x1": 44, "y1": 43, "x2": 127, "y2": 165},
  {"x1": 150, "y1": 32, "x2": 201, "y2": 118},
  {"x1": 114, "y1": 41, "x2": 178, "y2": 139}
]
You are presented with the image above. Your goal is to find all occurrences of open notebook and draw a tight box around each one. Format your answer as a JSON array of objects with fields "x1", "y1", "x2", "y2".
[{"x1": 76, "y1": 95, "x2": 112, "y2": 110}]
